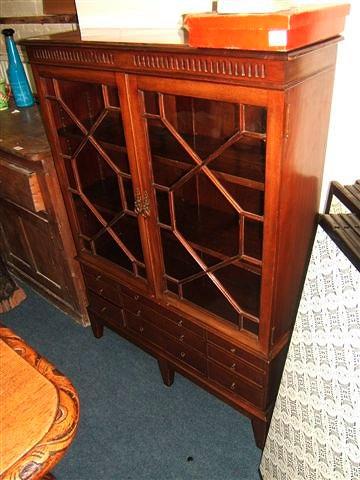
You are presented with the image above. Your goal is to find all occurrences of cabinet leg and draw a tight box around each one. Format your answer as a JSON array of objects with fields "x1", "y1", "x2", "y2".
[
  {"x1": 157, "y1": 358, "x2": 175, "y2": 387},
  {"x1": 251, "y1": 417, "x2": 269, "y2": 449},
  {"x1": 90, "y1": 316, "x2": 104, "y2": 339}
]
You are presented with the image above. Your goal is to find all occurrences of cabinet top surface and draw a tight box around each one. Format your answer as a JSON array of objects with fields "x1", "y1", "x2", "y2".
[
  {"x1": 0, "y1": 103, "x2": 50, "y2": 162},
  {"x1": 20, "y1": 29, "x2": 340, "y2": 59}
]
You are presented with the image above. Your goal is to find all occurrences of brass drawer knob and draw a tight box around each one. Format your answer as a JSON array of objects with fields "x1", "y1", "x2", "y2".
[
  {"x1": 136, "y1": 309, "x2": 141, "y2": 317},
  {"x1": 177, "y1": 320, "x2": 183, "y2": 327},
  {"x1": 139, "y1": 326, "x2": 144, "y2": 333},
  {"x1": 230, "y1": 363, "x2": 236, "y2": 370},
  {"x1": 230, "y1": 348, "x2": 236, "y2": 354},
  {"x1": 134, "y1": 295, "x2": 139, "y2": 301},
  {"x1": 100, "y1": 306, "x2": 107, "y2": 313},
  {"x1": 99, "y1": 288, "x2": 104, "y2": 295},
  {"x1": 180, "y1": 351, "x2": 186, "y2": 358},
  {"x1": 179, "y1": 334, "x2": 184, "y2": 342},
  {"x1": 96, "y1": 274, "x2": 102, "y2": 280},
  {"x1": 230, "y1": 382, "x2": 236, "y2": 390}
]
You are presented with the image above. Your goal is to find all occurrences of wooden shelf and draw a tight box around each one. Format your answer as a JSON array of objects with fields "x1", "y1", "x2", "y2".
[{"x1": 0, "y1": 15, "x2": 77, "y2": 24}]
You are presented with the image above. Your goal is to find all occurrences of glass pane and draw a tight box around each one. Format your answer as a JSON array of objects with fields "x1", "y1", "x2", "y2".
[
  {"x1": 143, "y1": 91, "x2": 160, "y2": 115},
  {"x1": 112, "y1": 215, "x2": 145, "y2": 263},
  {"x1": 210, "y1": 137, "x2": 266, "y2": 183},
  {"x1": 75, "y1": 142, "x2": 122, "y2": 219},
  {"x1": 94, "y1": 230, "x2": 133, "y2": 272},
  {"x1": 218, "y1": 181, "x2": 264, "y2": 216},
  {"x1": 182, "y1": 276, "x2": 239, "y2": 325},
  {"x1": 72, "y1": 195, "x2": 104, "y2": 238},
  {"x1": 147, "y1": 117, "x2": 196, "y2": 171},
  {"x1": 161, "y1": 230, "x2": 201, "y2": 280},
  {"x1": 244, "y1": 219, "x2": 263, "y2": 260},
  {"x1": 156, "y1": 189, "x2": 171, "y2": 226},
  {"x1": 106, "y1": 85, "x2": 120, "y2": 108},
  {"x1": 151, "y1": 150, "x2": 191, "y2": 187},
  {"x1": 243, "y1": 317, "x2": 259, "y2": 336},
  {"x1": 48, "y1": 99, "x2": 84, "y2": 157},
  {"x1": 214, "y1": 265, "x2": 261, "y2": 317},
  {"x1": 123, "y1": 177, "x2": 135, "y2": 212},
  {"x1": 57, "y1": 79, "x2": 104, "y2": 130},
  {"x1": 93, "y1": 110, "x2": 126, "y2": 152},
  {"x1": 163, "y1": 95, "x2": 240, "y2": 159},
  {"x1": 174, "y1": 173, "x2": 239, "y2": 257},
  {"x1": 244, "y1": 105, "x2": 267, "y2": 133}
]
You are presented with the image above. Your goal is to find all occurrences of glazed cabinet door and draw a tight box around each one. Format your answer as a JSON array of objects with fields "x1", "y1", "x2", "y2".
[
  {"x1": 37, "y1": 69, "x2": 151, "y2": 293},
  {"x1": 125, "y1": 75, "x2": 282, "y2": 343}
]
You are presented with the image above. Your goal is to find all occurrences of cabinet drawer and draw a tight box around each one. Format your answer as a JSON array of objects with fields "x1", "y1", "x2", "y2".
[
  {"x1": 0, "y1": 160, "x2": 45, "y2": 212},
  {"x1": 122, "y1": 285, "x2": 205, "y2": 338},
  {"x1": 88, "y1": 291, "x2": 124, "y2": 327},
  {"x1": 83, "y1": 265, "x2": 123, "y2": 307},
  {"x1": 125, "y1": 311, "x2": 164, "y2": 348},
  {"x1": 208, "y1": 361, "x2": 264, "y2": 408},
  {"x1": 162, "y1": 320, "x2": 206, "y2": 354},
  {"x1": 208, "y1": 333, "x2": 266, "y2": 371},
  {"x1": 165, "y1": 336, "x2": 207, "y2": 375},
  {"x1": 123, "y1": 294, "x2": 206, "y2": 354},
  {"x1": 208, "y1": 344, "x2": 265, "y2": 387},
  {"x1": 123, "y1": 294, "x2": 164, "y2": 331}
]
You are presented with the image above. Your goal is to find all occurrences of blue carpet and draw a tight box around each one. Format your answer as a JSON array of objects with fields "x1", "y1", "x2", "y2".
[{"x1": 2, "y1": 285, "x2": 261, "y2": 480}]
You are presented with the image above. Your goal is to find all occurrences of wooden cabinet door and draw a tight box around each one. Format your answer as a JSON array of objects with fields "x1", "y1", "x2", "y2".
[
  {"x1": 0, "y1": 200, "x2": 70, "y2": 297},
  {"x1": 37, "y1": 70, "x2": 153, "y2": 295},
  {"x1": 125, "y1": 74, "x2": 284, "y2": 343}
]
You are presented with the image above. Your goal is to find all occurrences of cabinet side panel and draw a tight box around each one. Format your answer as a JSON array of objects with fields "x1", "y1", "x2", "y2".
[{"x1": 273, "y1": 66, "x2": 336, "y2": 344}]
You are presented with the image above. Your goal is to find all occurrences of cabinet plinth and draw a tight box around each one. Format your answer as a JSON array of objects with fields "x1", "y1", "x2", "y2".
[{"x1": 23, "y1": 31, "x2": 339, "y2": 448}]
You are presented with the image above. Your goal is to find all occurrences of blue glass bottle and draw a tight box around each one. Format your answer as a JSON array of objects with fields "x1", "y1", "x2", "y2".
[{"x1": 2, "y1": 28, "x2": 34, "y2": 108}]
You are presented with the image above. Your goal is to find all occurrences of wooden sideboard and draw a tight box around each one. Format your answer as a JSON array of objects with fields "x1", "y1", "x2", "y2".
[
  {"x1": 0, "y1": 104, "x2": 88, "y2": 324},
  {"x1": 22, "y1": 30, "x2": 339, "y2": 447}
]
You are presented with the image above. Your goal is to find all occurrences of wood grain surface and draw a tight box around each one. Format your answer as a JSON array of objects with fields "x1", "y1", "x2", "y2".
[{"x1": 0, "y1": 325, "x2": 79, "y2": 480}]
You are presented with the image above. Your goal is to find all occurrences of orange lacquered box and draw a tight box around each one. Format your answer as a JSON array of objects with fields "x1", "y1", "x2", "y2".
[{"x1": 183, "y1": 3, "x2": 350, "y2": 51}]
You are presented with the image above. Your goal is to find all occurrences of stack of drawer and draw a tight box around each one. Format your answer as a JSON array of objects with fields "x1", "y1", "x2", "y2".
[{"x1": 83, "y1": 263, "x2": 267, "y2": 410}]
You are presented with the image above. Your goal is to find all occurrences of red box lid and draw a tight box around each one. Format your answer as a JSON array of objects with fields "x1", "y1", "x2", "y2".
[{"x1": 183, "y1": 3, "x2": 350, "y2": 51}]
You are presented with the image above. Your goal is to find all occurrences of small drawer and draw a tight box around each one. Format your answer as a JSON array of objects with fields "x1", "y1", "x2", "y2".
[
  {"x1": 162, "y1": 320, "x2": 206, "y2": 354},
  {"x1": 121, "y1": 285, "x2": 145, "y2": 303},
  {"x1": 208, "y1": 361, "x2": 264, "y2": 408},
  {"x1": 0, "y1": 160, "x2": 45, "y2": 212},
  {"x1": 208, "y1": 333, "x2": 266, "y2": 371},
  {"x1": 125, "y1": 311, "x2": 164, "y2": 348},
  {"x1": 122, "y1": 295, "x2": 164, "y2": 330},
  {"x1": 208, "y1": 344, "x2": 265, "y2": 387},
  {"x1": 83, "y1": 265, "x2": 122, "y2": 307},
  {"x1": 165, "y1": 336, "x2": 207, "y2": 375},
  {"x1": 88, "y1": 291, "x2": 124, "y2": 327}
]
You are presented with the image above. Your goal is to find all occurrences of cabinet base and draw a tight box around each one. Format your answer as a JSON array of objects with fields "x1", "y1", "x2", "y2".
[{"x1": 90, "y1": 319, "x2": 271, "y2": 449}]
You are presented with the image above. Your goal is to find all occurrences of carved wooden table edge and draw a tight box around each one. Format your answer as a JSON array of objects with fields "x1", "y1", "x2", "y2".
[{"x1": 0, "y1": 324, "x2": 80, "y2": 480}]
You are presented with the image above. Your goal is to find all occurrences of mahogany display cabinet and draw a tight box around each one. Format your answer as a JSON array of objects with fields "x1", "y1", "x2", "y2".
[{"x1": 23, "y1": 31, "x2": 339, "y2": 447}]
